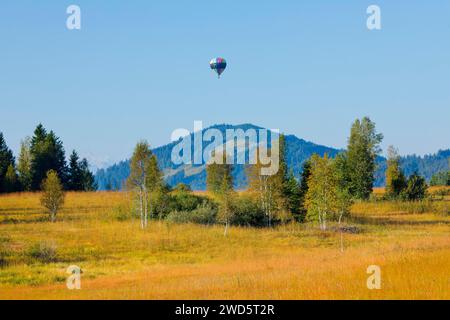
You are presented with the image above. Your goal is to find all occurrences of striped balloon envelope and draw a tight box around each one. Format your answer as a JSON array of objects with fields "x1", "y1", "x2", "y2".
[{"x1": 210, "y1": 57, "x2": 227, "y2": 78}]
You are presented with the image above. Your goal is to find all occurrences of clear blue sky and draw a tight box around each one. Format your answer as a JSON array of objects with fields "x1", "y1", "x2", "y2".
[{"x1": 1, "y1": 1, "x2": 449, "y2": 168}]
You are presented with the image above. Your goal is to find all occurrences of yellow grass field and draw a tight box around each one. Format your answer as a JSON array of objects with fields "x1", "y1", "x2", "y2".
[{"x1": 0, "y1": 190, "x2": 449, "y2": 300}]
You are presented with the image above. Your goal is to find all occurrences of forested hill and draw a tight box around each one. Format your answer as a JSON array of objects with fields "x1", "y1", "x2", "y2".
[{"x1": 95, "y1": 124, "x2": 449, "y2": 190}]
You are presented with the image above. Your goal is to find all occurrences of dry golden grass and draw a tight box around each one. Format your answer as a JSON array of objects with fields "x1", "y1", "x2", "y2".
[{"x1": 0, "y1": 191, "x2": 449, "y2": 300}]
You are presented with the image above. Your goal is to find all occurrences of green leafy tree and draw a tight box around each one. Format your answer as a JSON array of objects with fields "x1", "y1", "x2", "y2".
[
  {"x1": 40, "y1": 170, "x2": 65, "y2": 222},
  {"x1": 403, "y1": 172, "x2": 427, "y2": 201},
  {"x1": 4, "y1": 164, "x2": 19, "y2": 193},
  {"x1": 17, "y1": 137, "x2": 32, "y2": 191},
  {"x1": 217, "y1": 169, "x2": 235, "y2": 236},
  {"x1": 305, "y1": 154, "x2": 338, "y2": 230},
  {"x1": 246, "y1": 147, "x2": 278, "y2": 227},
  {"x1": 0, "y1": 132, "x2": 15, "y2": 193},
  {"x1": 206, "y1": 150, "x2": 233, "y2": 196},
  {"x1": 127, "y1": 141, "x2": 164, "y2": 229},
  {"x1": 346, "y1": 117, "x2": 383, "y2": 200},
  {"x1": 333, "y1": 153, "x2": 353, "y2": 220},
  {"x1": 385, "y1": 146, "x2": 407, "y2": 198}
]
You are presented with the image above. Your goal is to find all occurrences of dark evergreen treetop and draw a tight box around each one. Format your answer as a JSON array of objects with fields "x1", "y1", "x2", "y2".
[{"x1": 0, "y1": 132, "x2": 16, "y2": 192}]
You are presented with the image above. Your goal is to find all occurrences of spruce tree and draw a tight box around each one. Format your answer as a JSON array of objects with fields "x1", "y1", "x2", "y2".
[
  {"x1": 30, "y1": 124, "x2": 49, "y2": 190},
  {"x1": 298, "y1": 159, "x2": 312, "y2": 221},
  {"x1": 284, "y1": 170, "x2": 301, "y2": 221},
  {"x1": 30, "y1": 125, "x2": 68, "y2": 190},
  {"x1": 68, "y1": 150, "x2": 83, "y2": 190},
  {"x1": 46, "y1": 131, "x2": 68, "y2": 187},
  {"x1": 0, "y1": 132, "x2": 15, "y2": 193},
  {"x1": 80, "y1": 158, "x2": 97, "y2": 191}
]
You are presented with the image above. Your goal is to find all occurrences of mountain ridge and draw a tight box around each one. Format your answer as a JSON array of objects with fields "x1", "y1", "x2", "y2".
[{"x1": 95, "y1": 124, "x2": 449, "y2": 190}]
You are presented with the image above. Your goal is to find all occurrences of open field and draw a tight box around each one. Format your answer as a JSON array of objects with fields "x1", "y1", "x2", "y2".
[{"x1": 0, "y1": 190, "x2": 449, "y2": 300}]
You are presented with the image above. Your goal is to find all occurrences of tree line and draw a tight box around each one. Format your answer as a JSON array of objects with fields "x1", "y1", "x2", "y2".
[
  {"x1": 19, "y1": 117, "x2": 442, "y2": 227},
  {"x1": 122, "y1": 116, "x2": 438, "y2": 233},
  {"x1": 0, "y1": 124, "x2": 96, "y2": 193},
  {"x1": 205, "y1": 117, "x2": 433, "y2": 232}
]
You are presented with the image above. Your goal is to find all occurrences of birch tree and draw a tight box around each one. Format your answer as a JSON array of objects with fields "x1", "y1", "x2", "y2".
[
  {"x1": 127, "y1": 141, "x2": 154, "y2": 229},
  {"x1": 40, "y1": 170, "x2": 65, "y2": 222},
  {"x1": 246, "y1": 148, "x2": 278, "y2": 227},
  {"x1": 305, "y1": 154, "x2": 338, "y2": 230}
]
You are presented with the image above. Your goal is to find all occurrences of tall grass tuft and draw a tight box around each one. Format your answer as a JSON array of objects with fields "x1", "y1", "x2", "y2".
[{"x1": 27, "y1": 241, "x2": 58, "y2": 263}]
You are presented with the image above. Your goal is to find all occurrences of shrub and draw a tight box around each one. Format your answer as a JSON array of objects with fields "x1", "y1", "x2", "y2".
[
  {"x1": 171, "y1": 191, "x2": 206, "y2": 212},
  {"x1": 165, "y1": 204, "x2": 217, "y2": 225},
  {"x1": 28, "y1": 241, "x2": 58, "y2": 263},
  {"x1": 231, "y1": 195, "x2": 266, "y2": 227},
  {"x1": 0, "y1": 236, "x2": 11, "y2": 267},
  {"x1": 0, "y1": 248, "x2": 8, "y2": 268},
  {"x1": 402, "y1": 173, "x2": 428, "y2": 201},
  {"x1": 112, "y1": 201, "x2": 133, "y2": 221}
]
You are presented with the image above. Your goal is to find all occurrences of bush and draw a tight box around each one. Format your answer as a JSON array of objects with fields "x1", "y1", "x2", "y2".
[
  {"x1": 28, "y1": 241, "x2": 58, "y2": 263},
  {"x1": 111, "y1": 201, "x2": 133, "y2": 221},
  {"x1": 170, "y1": 191, "x2": 207, "y2": 212},
  {"x1": 0, "y1": 247, "x2": 8, "y2": 268},
  {"x1": 231, "y1": 195, "x2": 266, "y2": 227},
  {"x1": 165, "y1": 204, "x2": 217, "y2": 225},
  {"x1": 402, "y1": 173, "x2": 427, "y2": 201},
  {"x1": 0, "y1": 237, "x2": 10, "y2": 268}
]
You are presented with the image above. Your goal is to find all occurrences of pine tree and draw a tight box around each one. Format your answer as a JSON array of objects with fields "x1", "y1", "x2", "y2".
[
  {"x1": 346, "y1": 117, "x2": 383, "y2": 200},
  {"x1": 0, "y1": 132, "x2": 15, "y2": 193},
  {"x1": 46, "y1": 131, "x2": 68, "y2": 187},
  {"x1": 80, "y1": 158, "x2": 97, "y2": 191},
  {"x1": 30, "y1": 125, "x2": 68, "y2": 190},
  {"x1": 68, "y1": 150, "x2": 83, "y2": 190},
  {"x1": 273, "y1": 134, "x2": 292, "y2": 215},
  {"x1": 284, "y1": 170, "x2": 301, "y2": 221},
  {"x1": 298, "y1": 159, "x2": 312, "y2": 221},
  {"x1": 17, "y1": 137, "x2": 32, "y2": 191}
]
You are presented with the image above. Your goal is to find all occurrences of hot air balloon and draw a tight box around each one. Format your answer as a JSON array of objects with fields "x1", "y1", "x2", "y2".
[{"x1": 210, "y1": 57, "x2": 227, "y2": 78}]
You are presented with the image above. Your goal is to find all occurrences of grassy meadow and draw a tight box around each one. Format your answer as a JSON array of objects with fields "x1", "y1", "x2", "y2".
[{"x1": 0, "y1": 189, "x2": 449, "y2": 300}]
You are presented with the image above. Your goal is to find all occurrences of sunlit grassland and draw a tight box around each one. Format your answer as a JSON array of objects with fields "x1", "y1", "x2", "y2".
[{"x1": 0, "y1": 189, "x2": 449, "y2": 300}]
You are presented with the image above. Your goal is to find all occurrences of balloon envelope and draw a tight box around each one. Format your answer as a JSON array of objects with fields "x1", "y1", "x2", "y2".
[{"x1": 210, "y1": 57, "x2": 227, "y2": 77}]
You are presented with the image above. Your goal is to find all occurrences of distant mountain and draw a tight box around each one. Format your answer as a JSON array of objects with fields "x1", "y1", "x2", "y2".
[{"x1": 95, "y1": 124, "x2": 449, "y2": 190}]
